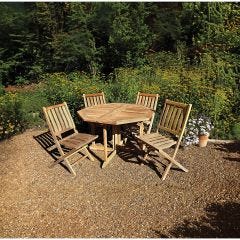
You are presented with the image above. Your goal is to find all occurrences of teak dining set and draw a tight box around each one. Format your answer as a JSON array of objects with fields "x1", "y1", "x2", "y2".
[{"x1": 43, "y1": 92, "x2": 192, "y2": 181}]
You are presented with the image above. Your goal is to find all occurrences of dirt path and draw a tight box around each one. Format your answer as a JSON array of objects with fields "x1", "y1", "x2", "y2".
[{"x1": 0, "y1": 129, "x2": 239, "y2": 237}]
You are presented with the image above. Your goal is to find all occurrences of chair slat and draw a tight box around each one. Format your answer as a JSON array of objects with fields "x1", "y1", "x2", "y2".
[
  {"x1": 165, "y1": 105, "x2": 174, "y2": 129},
  {"x1": 144, "y1": 96, "x2": 149, "y2": 107},
  {"x1": 48, "y1": 109, "x2": 59, "y2": 133},
  {"x1": 176, "y1": 112, "x2": 184, "y2": 133},
  {"x1": 160, "y1": 104, "x2": 170, "y2": 127},
  {"x1": 172, "y1": 108, "x2": 182, "y2": 132},
  {"x1": 168, "y1": 107, "x2": 178, "y2": 130},
  {"x1": 61, "y1": 104, "x2": 75, "y2": 129},
  {"x1": 54, "y1": 107, "x2": 65, "y2": 132},
  {"x1": 59, "y1": 106, "x2": 69, "y2": 129},
  {"x1": 94, "y1": 96, "x2": 98, "y2": 105}
]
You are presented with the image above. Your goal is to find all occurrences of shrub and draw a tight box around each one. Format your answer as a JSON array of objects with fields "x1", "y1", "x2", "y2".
[
  {"x1": 0, "y1": 93, "x2": 26, "y2": 139},
  {"x1": 1, "y1": 63, "x2": 238, "y2": 141},
  {"x1": 41, "y1": 72, "x2": 106, "y2": 125},
  {"x1": 230, "y1": 122, "x2": 240, "y2": 140},
  {"x1": 0, "y1": 82, "x2": 5, "y2": 96},
  {"x1": 18, "y1": 89, "x2": 50, "y2": 128}
]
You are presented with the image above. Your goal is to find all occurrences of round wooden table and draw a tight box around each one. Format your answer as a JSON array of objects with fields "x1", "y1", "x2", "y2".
[{"x1": 77, "y1": 103, "x2": 153, "y2": 167}]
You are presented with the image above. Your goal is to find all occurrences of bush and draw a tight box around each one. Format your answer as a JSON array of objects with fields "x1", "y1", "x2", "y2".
[
  {"x1": 0, "y1": 93, "x2": 26, "y2": 139},
  {"x1": 0, "y1": 82, "x2": 5, "y2": 96},
  {"x1": 41, "y1": 72, "x2": 107, "y2": 125},
  {"x1": 18, "y1": 89, "x2": 50, "y2": 128},
  {"x1": 1, "y1": 63, "x2": 238, "y2": 141}
]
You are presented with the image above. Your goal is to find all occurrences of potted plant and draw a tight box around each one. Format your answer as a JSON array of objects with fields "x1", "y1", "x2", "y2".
[
  {"x1": 183, "y1": 115, "x2": 214, "y2": 147},
  {"x1": 197, "y1": 115, "x2": 213, "y2": 147}
]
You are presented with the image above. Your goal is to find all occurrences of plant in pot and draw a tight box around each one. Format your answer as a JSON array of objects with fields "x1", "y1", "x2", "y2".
[
  {"x1": 183, "y1": 115, "x2": 214, "y2": 147},
  {"x1": 197, "y1": 115, "x2": 214, "y2": 147}
]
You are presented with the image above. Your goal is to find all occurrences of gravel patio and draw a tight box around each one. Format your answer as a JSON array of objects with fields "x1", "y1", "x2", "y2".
[{"x1": 0, "y1": 129, "x2": 239, "y2": 237}]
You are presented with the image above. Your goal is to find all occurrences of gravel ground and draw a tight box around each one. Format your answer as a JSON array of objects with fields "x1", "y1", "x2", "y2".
[{"x1": 0, "y1": 129, "x2": 239, "y2": 238}]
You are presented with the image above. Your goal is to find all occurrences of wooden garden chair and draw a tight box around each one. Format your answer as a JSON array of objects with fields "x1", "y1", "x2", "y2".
[
  {"x1": 136, "y1": 92, "x2": 159, "y2": 134},
  {"x1": 135, "y1": 99, "x2": 192, "y2": 180},
  {"x1": 82, "y1": 92, "x2": 107, "y2": 140},
  {"x1": 123, "y1": 92, "x2": 159, "y2": 143},
  {"x1": 83, "y1": 92, "x2": 106, "y2": 108},
  {"x1": 43, "y1": 102, "x2": 98, "y2": 176}
]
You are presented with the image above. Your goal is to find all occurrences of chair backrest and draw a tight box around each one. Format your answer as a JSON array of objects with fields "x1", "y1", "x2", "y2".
[
  {"x1": 157, "y1": 99, "x2": 192, "y2": 138},
  {"x1": 83, "y1": 92, "x2": 106, "y2": 108},
  {"x1": 43, "y1": 102, "x2": 76, "y2": 137},
  {"x1": 136, "y1": 92, "x2": 159, "y2": 111},
  {"x1": 136, "y1": 92, "x2": 159, "y2": 133}
]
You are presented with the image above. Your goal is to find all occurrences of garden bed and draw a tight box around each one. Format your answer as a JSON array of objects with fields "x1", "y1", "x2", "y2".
[{"x1": 0, "y1": 129, "x2": 239, "y2": 237}]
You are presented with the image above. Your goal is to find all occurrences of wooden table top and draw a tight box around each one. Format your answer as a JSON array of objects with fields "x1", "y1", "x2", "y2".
[{"x1": 77, "y1": 103, "x2": 153, "y2": 125}]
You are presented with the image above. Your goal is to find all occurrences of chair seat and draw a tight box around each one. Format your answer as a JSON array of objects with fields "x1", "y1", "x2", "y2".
[
  {"x1": 60, "y1": 133, "x2": 98, "y2": 149},
  {"x1": 136, "y1": 132, "x2": 176, "y2": 150}
]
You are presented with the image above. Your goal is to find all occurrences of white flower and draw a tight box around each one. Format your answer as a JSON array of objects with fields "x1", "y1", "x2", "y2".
[{"x1": 182, "y1": 115, "x2": 214, "y2": 146}]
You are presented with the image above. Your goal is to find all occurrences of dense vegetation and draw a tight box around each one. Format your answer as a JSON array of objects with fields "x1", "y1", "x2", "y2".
[{"x1": 0, "y1": 2, "x2": 240, "y2": 140}]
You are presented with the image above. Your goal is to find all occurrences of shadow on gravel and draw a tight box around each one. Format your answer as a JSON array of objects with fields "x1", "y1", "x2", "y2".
[
  {"x1": 214, "y1": 142, "x2": 240, "y2": 163},
  {"x1": 153, "y1": 201, "x2": 240, "y2": 238},
  {"x1": 117, "y1": 139, "x2": 174, "y2": 179},
  {"x1": 33, "y1": 130, "x2": 70, "y2": 172}
]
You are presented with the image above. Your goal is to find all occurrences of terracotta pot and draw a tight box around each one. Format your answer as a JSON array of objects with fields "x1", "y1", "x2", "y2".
[{"x1": 199, "y1": 134, "x2": 209, "y2": 147}]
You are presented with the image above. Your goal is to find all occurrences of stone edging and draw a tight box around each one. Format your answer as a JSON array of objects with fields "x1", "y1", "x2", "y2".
[{"x1": 208, "y1": 139, "x2": 240, "y2": 144}]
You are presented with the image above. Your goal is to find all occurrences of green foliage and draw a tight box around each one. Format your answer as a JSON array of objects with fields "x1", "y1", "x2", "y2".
[
  {"x1": 107, "y1": 3, "x2": 152, "y2": 68},
  {"x1": 0, "y1": 93, "x2": 26, "y2": 139},
  {"x1": 15, "y1": 76, "x2": 30, "y2": 86},
  {"x1": 230, "y1": 122, "x2": 240, "y2": 140},
  {"x1": 52, "y1": 31, "x2": 99, "y2": 74},
  {"x1": 18, "y1": 89, "x2": 50, "y2": 127},
  {"x1": 0, "y1": 82, "x2": 5, "y2": 96},
  {"x1": 147, "y1": 3, "x2": 182, "y2": 51},
  {"x1": 41, "y1": 72, "x2": 106, "y2": 124}
]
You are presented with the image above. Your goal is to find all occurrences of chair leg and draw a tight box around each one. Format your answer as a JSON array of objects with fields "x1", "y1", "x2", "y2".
[
  {"x1": 65, "y1": 159, "x2": 76, "y2": 176},
  {"x1": 83, "y1": 147, "x2": 95, "y2": 162},
  {"x1": 157, "y1": 149, "x2": 188, "y2": 181},
  {"x1": 140, "y1": 150, "x2": 149, "y2": 165},
  {"x1": 161, "y1": 148, "x2": 179, "y2": 180},
  {"x1": 161, "y1": 163, "x2": 172, "y2": 181}
]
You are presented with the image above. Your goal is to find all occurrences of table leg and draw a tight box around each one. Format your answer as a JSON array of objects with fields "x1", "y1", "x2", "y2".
[
  {"x1": 112, "y1": 125, "x2": 123, "y2": 146},
  {"x1": 139, "y1": 122, "x2": 144, "y2": 136},
  {"x1": 139, "y1": 122, "x2": 146, "y2": 150},
  {"x1": 103, "y1": 125, "x2": 108, "y2": 162},
  {"x1": 102, "y1": 125, "x2": 116, "y2": 168},
  {"x1": 112, "y1": 125, "x2": 117, "y2": 150},
  {"x1": 90, "y1": 123, "x2": 96, "y2": 146}
]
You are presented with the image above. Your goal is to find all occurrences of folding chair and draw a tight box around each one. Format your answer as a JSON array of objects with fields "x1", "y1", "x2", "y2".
[
  {"x1": 122, "y1": 92, "x2": 159, "y2": 144},
  {"x1": 136, "y1": 99, "x2": 192, "y2": 180},
  {"x1": 43, "y1": 102, "x2": 98, "y2": 176},
  {"x1": 83, "y1": 92, "x2": 106, "y2": 108},
  {"x1": 136, "y1": 92, "x2": 159, "y2": 134},
  {"x1": 82, "y1": 92, "x2": 107, "y2": 140}
]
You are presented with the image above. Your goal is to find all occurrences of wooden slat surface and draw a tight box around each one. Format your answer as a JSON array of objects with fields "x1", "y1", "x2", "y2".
[
  {"x1": 136, "y1": 133, "x2": 176, "y2": 150},
  {"x1": 158, "y1": 99, "x2": 189, "y2": 136},
  {"x1": 78, "y1": 103, "x2": 153, "y2": 125},
  {"x1": 136, "y1": 92, "x2": 159, "y2": 111},
  {"x1": 60, "y1": 133, "x2": 98, "y2": 149},
  {"x1": 83, "y1": 92, "x2": 106, "y2": 108},
  {"x1": 43, "y1": 102, "x2": 75, "y2": 135}
]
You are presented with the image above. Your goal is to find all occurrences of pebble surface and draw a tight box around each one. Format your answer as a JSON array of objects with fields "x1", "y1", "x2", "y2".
[{"x1": 0, "y1": 129, "x2": 239, "y2": 237}]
